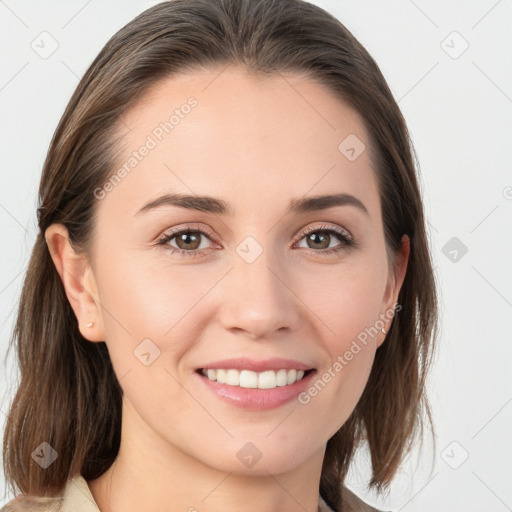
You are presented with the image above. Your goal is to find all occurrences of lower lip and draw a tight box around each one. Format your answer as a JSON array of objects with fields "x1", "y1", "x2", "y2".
[{"x1": 195, "y1": 370, "x2": 316, "y2": 410}]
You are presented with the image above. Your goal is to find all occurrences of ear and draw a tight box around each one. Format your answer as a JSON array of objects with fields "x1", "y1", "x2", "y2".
[
  {"x1": 377, "y1": 234, "x2": 410, "y2": 348},
  {"x1": 44, "y1": 223, "x2": 105, "y2": 342}
]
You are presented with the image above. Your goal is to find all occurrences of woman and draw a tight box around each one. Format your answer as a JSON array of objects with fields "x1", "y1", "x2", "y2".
[{"x1": 1, "y1": 0, "x2": 437, "y2": 511}]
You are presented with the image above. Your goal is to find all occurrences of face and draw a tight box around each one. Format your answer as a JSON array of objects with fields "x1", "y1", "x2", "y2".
[{"x1": 49, "y1": 66, "x2": 408, "y2": 476}]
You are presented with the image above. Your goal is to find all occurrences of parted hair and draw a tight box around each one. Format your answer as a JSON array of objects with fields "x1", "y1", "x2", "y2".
[{"x1": 2, "y1": 1, "x2": 438, "y2": 510}]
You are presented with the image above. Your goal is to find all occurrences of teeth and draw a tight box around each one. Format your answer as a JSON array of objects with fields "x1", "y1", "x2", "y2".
[
  {"x1": 226, "y1": 369, "x2": 240, "y2": 386},
  {"x1": 200, "y1": 368, "x2": 307, "y2": 389},
  {"x1": 216, "y1": 369, "x2": 227, "y2": 384}
]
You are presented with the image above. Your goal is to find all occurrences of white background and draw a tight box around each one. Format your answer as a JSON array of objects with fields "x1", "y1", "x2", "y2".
[{"x1": 1, "y1": 1, "x2": 511, "y2": 511}]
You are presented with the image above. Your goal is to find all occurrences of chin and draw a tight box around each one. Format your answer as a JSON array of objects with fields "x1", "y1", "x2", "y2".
[{"x1": 195, "y1": 436, "x2": 316, "y2": 476}]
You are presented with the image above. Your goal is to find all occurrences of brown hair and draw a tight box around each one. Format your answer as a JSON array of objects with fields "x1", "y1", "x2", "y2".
[{"x1": 2, "y1": 0, "x2": 438, "y2": 510}]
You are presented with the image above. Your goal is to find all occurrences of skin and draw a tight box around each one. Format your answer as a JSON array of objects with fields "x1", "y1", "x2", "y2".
[{"x1": 45, "y1": 66, "x2": 409, "y2": 512}]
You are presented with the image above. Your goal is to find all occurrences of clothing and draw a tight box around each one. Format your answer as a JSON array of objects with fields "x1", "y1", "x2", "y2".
[
  {"x1": 322, "y1": 487, "x2": 391, "y2": 512},
  {"x1": 1, "y1": 474, "x2": 389, "y2": 512},
  {"x1": 0, "y1": 476, "x2": 99, "y2": 512}
]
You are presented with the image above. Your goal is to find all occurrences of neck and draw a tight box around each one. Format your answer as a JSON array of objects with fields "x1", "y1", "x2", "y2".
[{"x1": 88, "y1": 397, "x2": 326, "y2": 512}]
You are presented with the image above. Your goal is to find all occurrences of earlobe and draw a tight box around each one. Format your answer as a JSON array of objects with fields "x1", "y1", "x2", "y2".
[{"x1": 44, "y1": 223, "x2": 105, "y2": 342}]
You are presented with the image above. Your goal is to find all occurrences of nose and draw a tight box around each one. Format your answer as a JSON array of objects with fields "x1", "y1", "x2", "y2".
[{"x1": 218, "y1": 245, "x2": 301, "y2": 340}]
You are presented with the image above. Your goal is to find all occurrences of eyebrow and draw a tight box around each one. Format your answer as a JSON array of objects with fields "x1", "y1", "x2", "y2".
[{"x1": 135, "y1": 192, "x2": 369, "y2": 217}]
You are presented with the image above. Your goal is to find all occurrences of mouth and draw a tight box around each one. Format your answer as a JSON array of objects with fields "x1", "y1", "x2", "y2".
[
  {"x1": 194, "y1": 366, "x2": 317, "y2": 410},
  {"x1": 193, "y1": 357, "x2": 317, "y2": 409},
  {"x1": 196, "y1": 367, "x2": 316, "y2": 390}
]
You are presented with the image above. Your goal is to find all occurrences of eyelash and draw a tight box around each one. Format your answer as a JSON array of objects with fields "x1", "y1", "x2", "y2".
[{"x1": 156, "y1": 224, "x2": 354, "y2": 259}]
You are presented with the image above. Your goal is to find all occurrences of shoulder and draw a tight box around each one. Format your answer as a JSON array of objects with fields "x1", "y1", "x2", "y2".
[
  {"x1": 319, "y1": 486, "x2": 392, "y2": 512},
  {"x1": 0, "y1": 495, "x2": 62, "y2": 512},
  {"x1": 1, "y1": 475, "x2": 100, "y2": 512},
  {"x1": 341, "y1": 486, "x2": 391, "y2": 512}
]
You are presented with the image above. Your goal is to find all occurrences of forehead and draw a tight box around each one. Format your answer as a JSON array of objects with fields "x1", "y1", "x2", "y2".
[{"x1": 102, "y1": 66, "x2": 379, "y2": 219}]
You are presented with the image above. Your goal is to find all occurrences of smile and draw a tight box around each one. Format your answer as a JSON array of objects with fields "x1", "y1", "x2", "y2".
[{"x1": 199, "y1": 368, "x2": 312, "y2": 389}]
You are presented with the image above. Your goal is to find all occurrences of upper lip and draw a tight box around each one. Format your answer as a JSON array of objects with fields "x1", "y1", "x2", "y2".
[{"x1": 198, "y1": 357, "x2": 314, "y2": 373}]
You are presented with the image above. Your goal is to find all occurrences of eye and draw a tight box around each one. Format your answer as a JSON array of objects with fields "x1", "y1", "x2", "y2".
[
  {"x1": 157, "y1": 223, "x2": 355, "y2": 259},
  {"x1": 157, "y1": 225, "x2": 218, "y2": 258},
  {"x1": 294, "y1": 224, "x2": 354, "y2": 255}
]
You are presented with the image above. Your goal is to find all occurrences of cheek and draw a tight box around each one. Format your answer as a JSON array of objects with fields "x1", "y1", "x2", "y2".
[
  {"x1": 295, "y1": 284, "x2": 381, "y2": 442},
  {"x1": 96, "y1": 250, "x2": 221, "y2": 337},
  {"x1": 93, "y1": 254, "x2": 208, "y2": 424},
  {"x1": 295, "y1": 342, "x2": 376, "y2": 447},
  {"x1": 93, "y1": 251, "x2": 215, "y2": 375},
  {"x1": 290, "y1": 257, "x2": 385, "y2": 433},
  {"x1": 298, "y1": 253, "x2": 387, "y2": 351}
]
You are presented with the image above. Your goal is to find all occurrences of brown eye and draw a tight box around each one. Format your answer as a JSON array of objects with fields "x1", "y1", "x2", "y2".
[
  {"x1": 295, "y1": 225, "x2": 354, "y2": 255},
  {"x1": 157, "y1": 226, "x2": 217, "y2": 258},
  {"x1": 305, "y1": 231, "x2": 332, "y2": 250},
  {"x1": 174, "y1": 231, "x2": 202, "y2": 251}
]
